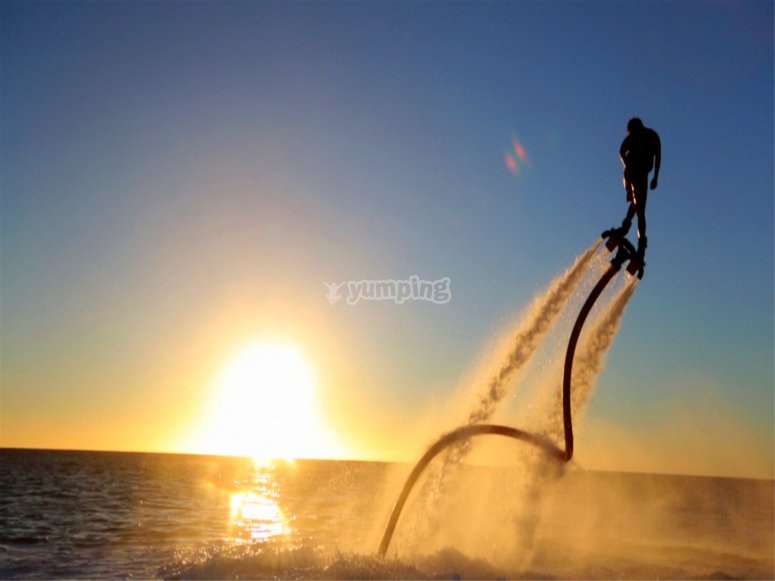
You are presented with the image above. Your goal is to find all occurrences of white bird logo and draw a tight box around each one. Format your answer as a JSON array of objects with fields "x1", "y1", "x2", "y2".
[{"x1": 323, "y1": 281, "x2": 345, "y2": 305}]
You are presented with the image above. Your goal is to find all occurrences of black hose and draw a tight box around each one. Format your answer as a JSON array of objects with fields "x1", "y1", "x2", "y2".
[
  {"x1": 377, "y1": 424, "x2": 564, "y2": 557},
  {"x1": 561, "y1": 264, "x2": 620, "y2": 461}
]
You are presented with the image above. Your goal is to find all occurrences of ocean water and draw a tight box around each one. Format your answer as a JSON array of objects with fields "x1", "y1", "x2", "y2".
[{"x1": 0, "y1": 449, "x2": 772, "y2": 580}]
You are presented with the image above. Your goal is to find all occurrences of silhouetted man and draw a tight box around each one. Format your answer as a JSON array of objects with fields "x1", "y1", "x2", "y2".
[{"x1": 618, "y1": 117, "x2": 661, "y2": 258}]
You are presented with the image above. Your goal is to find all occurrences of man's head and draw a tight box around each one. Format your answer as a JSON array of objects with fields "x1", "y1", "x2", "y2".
[{"x1": 627, "y1": 117, "x2": 644, "y2": 133}]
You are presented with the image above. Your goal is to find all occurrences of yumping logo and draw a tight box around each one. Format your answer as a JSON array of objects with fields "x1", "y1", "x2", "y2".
[{"x1": 323, "y1": 276, "x2": 451, "y2": 305}]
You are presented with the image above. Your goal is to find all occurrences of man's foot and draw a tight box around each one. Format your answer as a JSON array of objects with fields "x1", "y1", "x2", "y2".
[
  {"x1": 601, "y1": 226, "x2": 627, "y2": 242},
  {"x1": 627, "y1": 255, "x2": 645, "y2": 279}
]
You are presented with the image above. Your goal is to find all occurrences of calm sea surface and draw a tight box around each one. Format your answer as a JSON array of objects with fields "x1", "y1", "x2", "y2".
[{"x1": 0, "y1": 449, "x2": 772, "y2": 579}]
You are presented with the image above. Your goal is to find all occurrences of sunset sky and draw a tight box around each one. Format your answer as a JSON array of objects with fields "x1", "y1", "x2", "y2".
[{"x1": 2, "y1": 1, "x2": 772, "y2": 478}]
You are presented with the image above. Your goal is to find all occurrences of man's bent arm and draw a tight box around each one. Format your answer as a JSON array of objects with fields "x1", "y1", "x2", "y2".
[{"x1": 651, "y1": 133, "x2": 661, "y2": 185}]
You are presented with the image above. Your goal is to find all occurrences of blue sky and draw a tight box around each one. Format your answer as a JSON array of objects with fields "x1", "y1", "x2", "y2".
[{"x1": 1, "y1": 1, "x2": 772, "y2": 477}]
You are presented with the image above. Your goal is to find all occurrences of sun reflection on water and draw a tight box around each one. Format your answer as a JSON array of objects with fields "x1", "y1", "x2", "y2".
[{"x1": 229, "y1": 462, "x2": 291, "y2": 543}]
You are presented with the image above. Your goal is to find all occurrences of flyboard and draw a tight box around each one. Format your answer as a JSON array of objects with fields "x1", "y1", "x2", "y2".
[{"x1": 600, "y1": 227, "x2": 645, "y2": 280}]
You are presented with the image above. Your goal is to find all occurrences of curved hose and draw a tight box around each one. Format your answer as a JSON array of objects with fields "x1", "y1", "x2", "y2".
[
  {"x1": 378, "y1": 244, "x2": 631, "y2": 557},
  {"x1": 377, "y1": 424, "x2": 565, "y2": 557}
]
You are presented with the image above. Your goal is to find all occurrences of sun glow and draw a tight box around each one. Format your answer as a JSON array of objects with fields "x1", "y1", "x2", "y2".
[{"x1": 195, "y1": 342, "x2": 337, "y2": 461}]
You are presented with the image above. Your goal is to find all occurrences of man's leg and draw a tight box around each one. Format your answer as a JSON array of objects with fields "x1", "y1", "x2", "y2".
[
  {"x1": 620, "y1": 203, "x2": 635, "y2": 236},
  {"x1": 636, "y1": 203, "x2": 647, "y2": 241},
  {"x1": 633, "y1": 179, "x2": 648, "y2": 257},
  {"x1": 619, "y1": 172, "x2": 636, "y2": 236}
]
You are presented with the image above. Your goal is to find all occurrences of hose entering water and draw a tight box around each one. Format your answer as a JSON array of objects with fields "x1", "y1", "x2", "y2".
[{"x1": 377, "y1": 239, "x2": 637, "y2": 558}]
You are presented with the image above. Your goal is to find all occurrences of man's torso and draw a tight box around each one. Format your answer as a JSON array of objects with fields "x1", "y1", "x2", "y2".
[{"x1": 622, "y1": 128, "x2": 658, "y2": 174}]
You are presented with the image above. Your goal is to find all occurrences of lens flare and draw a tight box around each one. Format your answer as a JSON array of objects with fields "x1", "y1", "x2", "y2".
[
  {"x1": 514, "y1": 137, "x2": 529, "y2": 163},
  {"x1": 504, "y1": 152, "x2": 519, "y2": 175},
  {"x1": 504, "y1": 135, "x2": 530, "y2": 176}
]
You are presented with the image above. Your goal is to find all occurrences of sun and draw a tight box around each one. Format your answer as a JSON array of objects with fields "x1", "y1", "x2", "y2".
[{"x1": 196, "y1": 342, "x2": 336, "y2": 461}]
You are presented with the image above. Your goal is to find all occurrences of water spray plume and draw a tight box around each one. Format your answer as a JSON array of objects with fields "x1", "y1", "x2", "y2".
[
  {"x1": 408, "y1": 241, "x2": 605, "y2": 538},
  {"x1": 429, "y1": 241, "x2": 601, "y2": 493},
  {"x1": 468, "y1": 239, "x2": 601, "y2": 426},
  {"x1": 571, "y1": 281, "x2": 637, "y2": 415},
  {"x1": 378, "y1": 238, "x2": 640, "y2": 557},
  {"x1": 545, "y1": 280, "x2": 638, "y2": 446}
]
